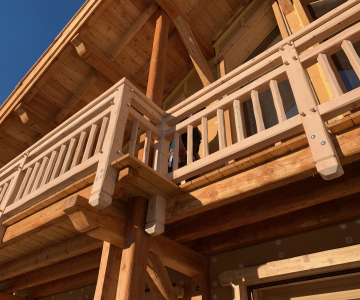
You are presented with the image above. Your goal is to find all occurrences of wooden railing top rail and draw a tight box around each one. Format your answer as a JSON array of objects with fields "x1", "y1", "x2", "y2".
[{"x1": 164, "y1": 0, "x2": 360, "y2": 126}]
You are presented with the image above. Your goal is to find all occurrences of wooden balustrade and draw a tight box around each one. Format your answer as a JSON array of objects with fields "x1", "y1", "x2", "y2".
[
  {"x1": 0, "y1": 78, "x2": 165, "y2": 241},
  {"x1": 1, "y1": 0, "x2": 360, "y2": 234},
  {"x1": 164, "y1": 3, "x2": 360, "y2": 183}
]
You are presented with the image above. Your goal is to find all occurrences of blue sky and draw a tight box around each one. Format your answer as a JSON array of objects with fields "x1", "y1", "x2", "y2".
[{"x1": 0, "y1": 1, "x2": 85, "y2": 105}]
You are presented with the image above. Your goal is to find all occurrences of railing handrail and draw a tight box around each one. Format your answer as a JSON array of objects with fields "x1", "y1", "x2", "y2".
[
  {"x1": 0, "y1": 78, "x2": 128, "y2": 176},
  {"x1": 165, "y1": 0, "x2": 360, "y2": 125}
]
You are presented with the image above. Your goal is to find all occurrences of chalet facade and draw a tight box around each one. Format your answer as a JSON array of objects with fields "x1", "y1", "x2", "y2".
[{"x1": 0, "y1": 0, "x2": 360, "y2": 299}]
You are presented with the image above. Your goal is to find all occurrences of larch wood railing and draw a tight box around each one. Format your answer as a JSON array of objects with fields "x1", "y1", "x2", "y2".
[
  {"x1": 0, "y1": 78, "x2": 164, "y2": 239},
  {"x1": 162, "y1": 0, "x2": 360, "y2": 183},
  {"x1": 1, "y1": 0, "x2": 360, "y2": 238}
]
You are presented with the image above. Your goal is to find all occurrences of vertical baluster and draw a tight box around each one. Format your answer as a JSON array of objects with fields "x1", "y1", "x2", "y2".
[
  {"x1": 251, "y1": 90, "x2": 265, "y2": 133},
  {"x1": 233, "y1": 100, "x2": 247, "y2": 142},
  {"x1": 217, "y1": 109, "x2": 226, "y2": 150},
  {"x1": 187, "y1": 125, "x2": 193, "y2": 165},
  {"x1": 71, "y1": 132, "x2": 87, "y2": 169},
  {"x1": 82, "y1": 124, "x2": 98, "y2": 163},
  {"x1": 142, "y1": 129, "x2": 152, "y2": 165},
  {"x1": 15, "y1": 168, "x2": 33, "y2": 201},
  {"x1": 40, "y1": 151, "x2": 58, "y2": 187},
  {"x1": 23, "y1": 162, "x2": 40, "y2": 196},
  {"x1": 60, "y1": 138, "x2": 77, "y2": 175},
  {"x1": 94, "y1": 117, "x2": 109, "y2": 154},
  {"x1": 128, "y1": 119, "x2": 139, "y2": 156},
  {"x1": 172, "y1": 132, "x2": 179, "y2": 171},
  {"x1": 202, "y1": 117, "x2": 209, "y2": 157},
  {"x1": 317, "y1": 54, "x2": 345, "y2": 98},
  {"x1": 50, "y1": 145, "x2": 67, "y2": 181},
  {"x1": 269, "y1": 80, "x2": 287, "y2": 123},
  {"x1": 0, "y1": 183, "x2": 9, "y2": 205},
  {"x1": 342, "y1": 40, "x2": 360, "y2": 79},
  {"x1": 31, "y1": 157, "x2": 49, "y2": 192}
]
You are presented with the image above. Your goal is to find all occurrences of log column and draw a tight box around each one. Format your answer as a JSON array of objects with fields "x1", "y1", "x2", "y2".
[
  {"x1": 138, "y1": 10, "x2": 170, "y2": 165},
  {"x1": 116, "y1": 197, "x2": 149, "y2": 300},
  {"x1": 190, "y1": 263, "x2": 211, "y2": 300},
  {"x1": 94, "y1": 242, "x2": 122, "y2": 300}
]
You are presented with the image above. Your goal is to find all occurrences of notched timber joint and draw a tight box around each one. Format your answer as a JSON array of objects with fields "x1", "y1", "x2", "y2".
[{"x1": 112, "y1": 167, "x2": 139, "y2": 199}]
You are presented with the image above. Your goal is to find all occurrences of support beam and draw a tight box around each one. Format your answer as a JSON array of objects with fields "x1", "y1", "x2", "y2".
[
  {"x1": 0, "y1": 234, "x2": 102, "y2": 281},
  {"x1": 54, "y1": 72, "x2": 99, "y2": 124},
  {"x1": 145, "y1": 286, "x2": 185, "y2": 300},
  {"x1": 146, "y1": 10, "x2": 170, "y2": 107},
  {"x1": 14, "y1": 103, "x2": 56, "y2": 136},
  {"x1": 165, "y1": 125, "x2": 360, "y2": 224},
  {"x1": 191, "y1": 192, "x2": 360, "y2": 255},
  {"x1": 94, "y1": 242, "x2": 122, "y2": 300},
  {"x1": 109, "y1": 1, "x2": 160, "y2": 61},
  {"x1": 17, "y1": 269, "x2": 99, "y2": 299},
  {"x1": 0, "y1": 250, "x2": 101, "y2": 293},
  {"x1": 112, "y1": 167, "x2": 139, "y2": 199},
  {"x1": 70, "y1": 34, "x2": 144, "y2": 93},
  {"x1": 138, "y1": 10, "x2": 170, "y2": 164},
  {"x1": 155, "y1": 0, "x2": 213, "y2": 60},
  {"x1": 64, "y1": 195, "x2": 206, "y2": 277},
  {"x1": 165, "y1": 160, "x2": 360, "y2": 243},
  {"x1": 220, "y1": 244, "x2": 360, "y2": 287},
  {"x1": 190, "y1": 272, "x2": 211, "y2": 300},
  {"x1": 173, "y1": 15, "x2": 215, "y2": 87},
  {"x1": 146, "y1": 252, "x2": 179, "y2": 300},
  {"x1": 0, "y1": 292, "x2": 29, "y2": 300},
  {"x1": 116, "y1": 197, "x2": 149, "y2": 300}
]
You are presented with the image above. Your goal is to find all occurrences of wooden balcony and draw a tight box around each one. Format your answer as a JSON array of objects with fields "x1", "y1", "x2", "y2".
[{"x1": 1, "y1": 0, "x2": 360, "y2": 244}]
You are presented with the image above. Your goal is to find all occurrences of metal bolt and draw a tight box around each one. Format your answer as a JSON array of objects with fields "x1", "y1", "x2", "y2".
[
  {"x1": 117, "y1": 150, "x2": 122, "y2": 154},
  {"x1": 95, "y1": 177, "x2": 98, "y2": 181},
  {"x1": 279, "y1": 46, "x2": 284, "y2": 51},
  {"x1": 151, "y1": 206, "x2": 154, "y2": 209},
  {"x1": 292, "y1": 56, "x2": 298, "y2": 60},
  {"x1": 284, "y1": 61, "x2": 289, "y2": 66},
  {"x1": 101, "y1": 169, "x2": 104, "y2": 172},
  {"x1": 310, "y1": 107, "x2": 316, "y2": 112},
  {"x1": 321, "y1": 141, "x2": 326, "y2": 145},
  {"x1": 127, "y1": 103, "x2": 130, "y2": 106},
  {"x1": 130, "y1": 89, "x2": 134, "y2": 92},
  {"x1": 299, "y1": 111, "x2": 306, "y2": 116},
  {"x1": 196, "y1": 286, "x2": 200, "y2": 291},
  {"x1": 287, "y1": 41, "x2": 292, "y2": 46},
  {"x1": 311, "y1": 135, "x2": 316, "y2": 139}
]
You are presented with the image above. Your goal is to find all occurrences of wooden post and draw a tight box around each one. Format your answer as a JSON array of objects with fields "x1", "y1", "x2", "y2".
[
  {"x1": 138, "y1": 9, "x2": 170, "y2": 166},
  {"x1": 146, "y1": 252, "x2": 178, "y2": 300},
  {"x1": 280, "y1": 43, "x2": 344, "y2": 180},
  {"x1": 116, "y1": 197, "x2": 149, "y2": 300},
  {"x1": 89, "y1": 84, "x2": 131, "y2": 209},
  {"x1": 94, "y1": 242, "x2": 122, "y2": 300},
  {"x1": 190, "y1": 274, "x2": 211, "y2": 300}
]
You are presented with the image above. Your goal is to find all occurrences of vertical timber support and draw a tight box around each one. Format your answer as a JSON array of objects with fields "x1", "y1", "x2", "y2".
[
  {"x1": 190, "y1": 262, "x2": 211, "y2": 300},
  {"x1": 138, "y1": 9, "x2": 170, "y2": 166},
  {"x1": 94, "y1": 242, "x2": 122, "y2": 300},
  {"x1": 89, "y1": 83, "x2": 131, "y2": 209},
  {"x1": 146, "y1": 252, "x2": 178, "y2": 300},
  {"x1": 280, "y1": 43, "x2": 344, "y2": 180},
  {"x1": 117, "y1": 197, "x2": 149, "y2": 300}
]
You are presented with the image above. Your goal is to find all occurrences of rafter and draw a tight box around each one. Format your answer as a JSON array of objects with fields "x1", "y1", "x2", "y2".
[
  {"x1": 165, "y1": 160, "x2": 360, "y2": 243},
  {"x1": 0, "y1": 250, "x2": 101, "y2": 293},
  {"x1": 70, "y1": 35, "x2": 145, "y2": 93},
  {"x1": 191, "y1": 193, "x2": 360, "y2": 255},
  {"x1": 14, "y1": 103, "x2": 56, "y2": 136},
  {"x1": 0, "y1": 234, "x2": 102, "y2": 281},
  {"x1": 16, "y1": 269, "x2": 99, "y2": 299}
]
